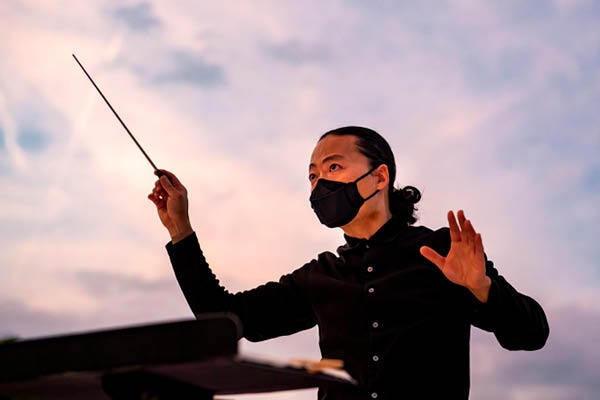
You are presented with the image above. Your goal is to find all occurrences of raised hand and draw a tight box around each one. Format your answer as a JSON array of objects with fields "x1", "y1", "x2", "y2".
[
  {"x1": 147, "y1": 169, "x2": 194, "y2": 243},
  {"x1": 419, "y1": 210, "x2": 491, "y2": 302}
]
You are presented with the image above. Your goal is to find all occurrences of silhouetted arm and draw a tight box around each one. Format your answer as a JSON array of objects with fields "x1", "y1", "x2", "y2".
[{"x1": 166, "y1": 232, "x2": 317, "y2": 342}]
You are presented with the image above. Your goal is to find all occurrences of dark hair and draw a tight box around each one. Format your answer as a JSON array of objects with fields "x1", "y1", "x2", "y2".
[{"x1": 319, "y1": 126, "x2": 421, "y2": 225}]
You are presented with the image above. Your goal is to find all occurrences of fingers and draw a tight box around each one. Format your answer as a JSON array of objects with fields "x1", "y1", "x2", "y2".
[
  {"x1": 464, "y1": 220, "x2": 476, "y2": 247},
  {"x1": 419, "y1": 246, "x2": 445, "y2": 270},
  {"x1": 457, "y1": 210, "x2": 471, "y2": 246},
  {"x1": 458, "y1": 210, "x2": 478, "y2": 247},
  {"x1": 159, "y1": 175, "x2": 177, "y2": 195},
  {"x1": 148, "y1": 179, "x2": 169, "y2": 208},
  {"x1": 148, "y1": 173, "x2": 183, "y2": 210},
  {"x1": 155, "y1": 169, "x2": 184, "y2": 189},
  {"x1": 450, "y1": 210, "x2": 479, "y2": 248},
  {"x1": 448, "y1": 210, "x2": 461, "y2": 242},
  {"x1": 475, "y1": 232, "x2": 484, "y2": 256},
  {"x1": 152, "y1": 181, "x2": 168, "y2": 200},
  {"x1": 457, "y1": 209, "x2": 468, "y2": 233},
  {"x1": 147, "y1": 192, "x2": 166, "y2": 209}
]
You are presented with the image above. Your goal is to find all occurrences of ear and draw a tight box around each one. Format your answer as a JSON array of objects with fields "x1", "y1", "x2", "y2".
[{"x1": 374, "y1": 164, "x2": 390, "y2": 190}]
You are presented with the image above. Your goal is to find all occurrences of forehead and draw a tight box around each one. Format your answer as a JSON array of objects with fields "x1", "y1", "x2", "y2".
[{"x1": 309, "y1": 134, "x2": 365, "y2": 166}]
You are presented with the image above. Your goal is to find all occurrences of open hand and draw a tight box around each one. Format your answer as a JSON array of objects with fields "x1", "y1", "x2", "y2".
[{"x1": 419, "y1": 210, "x2": 491, "y2": 302}]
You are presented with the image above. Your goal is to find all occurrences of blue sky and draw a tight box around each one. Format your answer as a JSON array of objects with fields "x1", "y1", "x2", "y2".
[{"x1": 1, "y1": 1, "x2": 599, "y2": 398}]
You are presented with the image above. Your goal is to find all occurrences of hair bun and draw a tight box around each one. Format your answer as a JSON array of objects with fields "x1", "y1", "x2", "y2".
[{"x1": 400, "y1": 185, "x2": 421, "y2": 204}]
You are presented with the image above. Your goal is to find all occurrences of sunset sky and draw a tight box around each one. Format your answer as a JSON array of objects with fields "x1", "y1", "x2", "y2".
[{"x1": 1, "y1": 1, "x2": 599, "y2": 398}]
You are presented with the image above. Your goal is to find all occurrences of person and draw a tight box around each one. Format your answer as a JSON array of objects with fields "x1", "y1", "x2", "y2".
[{"x1": 147, "y1": 126, "x2": 549, "y2": 399}]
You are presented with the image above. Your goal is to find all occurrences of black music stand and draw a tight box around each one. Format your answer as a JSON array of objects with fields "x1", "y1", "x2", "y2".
[{"x1": 0, "y1": 313, "x2": 355, "y2": 399}]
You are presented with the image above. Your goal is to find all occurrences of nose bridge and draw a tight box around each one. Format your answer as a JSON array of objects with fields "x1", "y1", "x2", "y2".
[
  {"x1": 311, "y1": 175, "x2": 323, "y2": 191},
  {"x1": 311, "y1": 171, "x2": 333, "y2": 192}
]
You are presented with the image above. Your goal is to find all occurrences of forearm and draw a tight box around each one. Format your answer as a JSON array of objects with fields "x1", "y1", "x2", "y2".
[
  {"x1": 165, "y1": 233, "x2": 317, "y2": 341},
  {"x1": 166, "y1": 232, "x2": 235, "y2": 315},
  {"x1": 470, "y1": 270, "x2": 549, "y2": 351},
  {"x1": 487, "y1": 275, "x2": 549, "y2": 350}
]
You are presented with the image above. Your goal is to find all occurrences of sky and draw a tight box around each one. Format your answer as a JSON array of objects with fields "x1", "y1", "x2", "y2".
[{"x1": 0, "y1": 0, "x2": 599, "y2": 398}]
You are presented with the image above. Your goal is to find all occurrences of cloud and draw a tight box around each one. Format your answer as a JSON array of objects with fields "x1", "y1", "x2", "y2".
[
  {"x1": 460, "y1": 47, "x2": 535, "y2": 91},
  {"x1": 0, "y1": 82, "x2": 71, "y2": 174},
  {"x1": 0, "y1": 299, "x2": 84, "y2": 338},
  {"x1": 470, "y1": 304, "x2": 600, "y2": 399},
  {"x1": 111, "y1": 2, "x2": 161, "y2": 32},
  {"x1": 0, "y1": 91, "x2": 25, "y2": 169},
  {"x1": 75, "y1": 269, "x2": 176, "y2": 297},
  {"x1": 264, "y1": 39, "x2": 331, "y2": 65},
  {"x1": 16, "y1": 125, "x2": 50, "y2": 152},
  {"x1": 150, "y1": 51, "x2": 226, "y2": 87}
]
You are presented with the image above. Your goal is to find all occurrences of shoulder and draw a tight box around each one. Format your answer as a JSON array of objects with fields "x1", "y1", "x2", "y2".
[
  {"x1": 316, "y1": 250, "x2": 339, "y2": 264},
  {"x1": 406, "y1": 225, "x2": 451, "y2": 255},
  {"x1": 284, "y1": 251, "x2": 337, "y2": 280}
]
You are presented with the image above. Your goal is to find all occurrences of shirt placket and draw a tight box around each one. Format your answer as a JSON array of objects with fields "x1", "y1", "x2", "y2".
[{"x1": 363, "y1": 243, "x2": 382, "y2": 399}]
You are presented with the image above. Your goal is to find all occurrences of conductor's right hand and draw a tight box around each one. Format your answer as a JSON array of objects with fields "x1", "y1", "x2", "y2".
[{"x1": 148, "y1": 169, "x2": 194, "y2": 243}]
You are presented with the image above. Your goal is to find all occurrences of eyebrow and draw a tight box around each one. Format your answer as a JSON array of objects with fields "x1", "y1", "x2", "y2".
[{"x1": 309, "y1": 154, "x2": 345, "y2": 170}]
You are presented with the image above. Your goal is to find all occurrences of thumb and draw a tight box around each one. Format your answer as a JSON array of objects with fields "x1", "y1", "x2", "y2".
[
  {"x1": 419, "y1": 246, "x2": 445, "y2": 270},
  {"x1": 159, "y1": 175, "x2": 177, "y2": 195}
]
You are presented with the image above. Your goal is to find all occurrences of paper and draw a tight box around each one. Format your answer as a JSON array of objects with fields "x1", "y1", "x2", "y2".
[{"x1": 237, "y1": 354, "x2": 357, "y2": 384}]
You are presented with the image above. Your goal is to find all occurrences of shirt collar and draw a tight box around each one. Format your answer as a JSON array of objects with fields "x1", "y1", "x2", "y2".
[{"x1": 342, "y1": 215, "x2": 407, "y2": 250}]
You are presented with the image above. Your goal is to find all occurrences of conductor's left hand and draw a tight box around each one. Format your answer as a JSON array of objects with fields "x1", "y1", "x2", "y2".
[{"x1": 419, "y1": 210, "x2": 492, "y2": 303}]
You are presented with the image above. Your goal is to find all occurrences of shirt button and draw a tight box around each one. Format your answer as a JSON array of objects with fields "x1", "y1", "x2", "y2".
[
  {"x1": 371, "y1": 393, "x2": 378, "y2": 399},
  {"x1": 372, "y1": 355, "x2": 379, "y2": 362},
  {"x1": 372, "y1": 321, "x2": 379, "y2": 328},
  {"x1": 367, "y1": 266, "x2": 374, "y2": 273},
  {"x1": 368, "y1": 287, "x2": 375, "y2": 294},
  {"x1": 366, "y1": 244, "x2": 370, "y2": 249}
]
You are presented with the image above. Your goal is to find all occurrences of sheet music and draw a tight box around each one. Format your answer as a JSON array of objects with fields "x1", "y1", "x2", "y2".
[{"x1": 237, "y1": 353, "x2": 357, "y2": 384}]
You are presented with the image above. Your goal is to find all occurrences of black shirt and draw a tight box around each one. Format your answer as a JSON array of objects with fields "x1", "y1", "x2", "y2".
[{"x1": 166, "y1": 216, "x2": 549, "y2": 399}]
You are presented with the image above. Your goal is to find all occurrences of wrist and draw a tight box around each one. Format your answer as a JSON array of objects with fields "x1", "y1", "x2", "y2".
[
  {"x1": 469, "y1": 276, "x2": 492, "y2": 303},
  {"x1": 168, "y1": 221, "x2": 194, "y2": 244}
]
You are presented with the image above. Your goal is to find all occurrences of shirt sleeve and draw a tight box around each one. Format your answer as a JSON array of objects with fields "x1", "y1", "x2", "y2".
[
  {"x1": 165, "y1": 232, "x2": 317, "y2": 342},
  {"x1": 468, "y1": 256, "x2": 550, "y2": 350},
  {"x1": 430, "y1": 227, "x2": 550, "y2": 351}
]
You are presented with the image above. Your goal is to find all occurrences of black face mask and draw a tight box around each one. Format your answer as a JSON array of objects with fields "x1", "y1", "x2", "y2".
[{"x1": 310, "y1": 165, "x2": 380, "y2": 228}]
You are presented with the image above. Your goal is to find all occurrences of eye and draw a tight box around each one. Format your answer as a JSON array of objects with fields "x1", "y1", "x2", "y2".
[
  {"x1": 329, "y1": 163, "x2": 341, "y2": 172},
  {"x1": 308, "y1": 173, "x2": 317, "y2": 181}
]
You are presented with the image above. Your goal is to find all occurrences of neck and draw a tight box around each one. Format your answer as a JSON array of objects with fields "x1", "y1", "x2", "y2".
[{"x1": 342, "y1": 208, "x2": 393, "y2": 240}]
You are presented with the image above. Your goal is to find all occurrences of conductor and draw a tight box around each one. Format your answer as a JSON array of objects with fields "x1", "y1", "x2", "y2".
[{"x1": 147, "y1": 126, "x2": 549, "y2": 400}]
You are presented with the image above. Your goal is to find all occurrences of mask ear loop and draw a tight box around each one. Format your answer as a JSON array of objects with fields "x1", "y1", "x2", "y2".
[
  {"x1": 356, "y1": 164, "x2": 383, "y2": 201},
  {"x1": 353, "y1": 165, "x2": 380, "y2": 183},
  {"x1": 363, "y1": 188, "x2": 380, "y2": 201}
]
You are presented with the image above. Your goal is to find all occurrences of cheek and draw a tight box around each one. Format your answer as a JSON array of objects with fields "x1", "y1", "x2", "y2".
[{"x1": 356, "y1": 177, "x2": 376, "y2": 197}]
